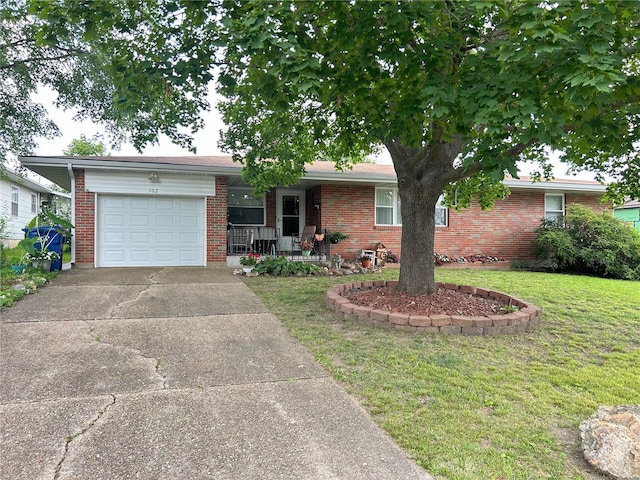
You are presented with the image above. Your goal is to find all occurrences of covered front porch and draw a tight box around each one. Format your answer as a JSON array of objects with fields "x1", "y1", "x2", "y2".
[{"x1": 225, "y1": 224, "x2": 330, "y2": 267}]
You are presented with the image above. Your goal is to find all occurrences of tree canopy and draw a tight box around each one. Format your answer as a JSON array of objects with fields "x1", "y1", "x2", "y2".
[
  {"x1": 63, "y1": 134, "x2": 109, "y2": 156},
  {"x1": 15, "y1": 0, "x2": 640, "y2": 293},
  {"x1": 0, "y1": 0, "x2": 218, "y2": 164}
]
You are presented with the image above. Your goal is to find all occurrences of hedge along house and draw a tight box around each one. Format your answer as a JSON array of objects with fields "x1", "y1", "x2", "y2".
[{"x1": 19, "y1": 155, "x2": 608, "y2": 268}]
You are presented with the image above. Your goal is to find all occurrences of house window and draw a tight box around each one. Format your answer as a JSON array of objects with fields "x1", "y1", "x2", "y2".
[
  {"x1": 227, "y1": 188, "x2": 265, "y2": 225},
  {"x1": 545, "y1": 193, "x2": 565, "y2": 224},
  {"x1": 11, "y1": 185, "x2": 19, "y2": 217},
  {"x1": 375, "y1": 188, "x2": 447, "y2": 226},
  {"x1": 375, "y1": 188, "x2": 401, "y2": 225},
  {"x1": 435, "y1": 197, "x2": 448, "y2": 227},
  {"x1": 31, "y1": 193, "x2": 38, "y2": 214}
]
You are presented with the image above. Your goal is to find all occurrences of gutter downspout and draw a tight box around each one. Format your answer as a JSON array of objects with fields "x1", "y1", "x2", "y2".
[{"x1": 67, "y1": 163, "x2": 76, "y2": 265}]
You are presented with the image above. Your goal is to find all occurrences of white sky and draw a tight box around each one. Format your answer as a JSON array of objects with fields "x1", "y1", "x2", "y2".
[
  {"x1": 29, "y1": 86, "x2": 598, "y2": 182},
  {"x1": 32, "y1": 86, "x2": 227, "y2": 158}
]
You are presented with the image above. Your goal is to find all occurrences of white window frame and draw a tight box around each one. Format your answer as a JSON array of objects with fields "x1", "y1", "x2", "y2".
[
  {"x1": 375, "y1": 188, "x2": 448, "y2": 227},
  {"x1": 31, "y1": 192, "x2": 39, "y2": 214},
  {"x1": 227, "y1": 187, "x2": 266, "y2": 226},
  {"x1": 11, "y1": 185, "x2": 19, "y2": 217},
  {"x1": 545, "y1": 193, "x2": 565, "y2": 224},
  {"x1": 435, "y1": 197, "x2": 448, "y2": 227}
]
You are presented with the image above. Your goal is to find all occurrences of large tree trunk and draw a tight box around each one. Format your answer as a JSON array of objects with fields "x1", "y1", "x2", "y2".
[
  {"x1": 396, "y1": 179, "x2": 441, "y2": 295},
  {"x1": 387, "y1": 138, "x2": 469, "y2": 295}
]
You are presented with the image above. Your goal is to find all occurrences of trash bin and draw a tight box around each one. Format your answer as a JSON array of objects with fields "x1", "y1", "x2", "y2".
[{"x1": 22, "y1": 226, "x2": 65, "y2": 271}]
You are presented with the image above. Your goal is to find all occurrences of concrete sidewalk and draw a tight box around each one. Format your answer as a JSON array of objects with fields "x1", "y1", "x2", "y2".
[{"x1": 0, "y1": 267, "x2": 432, "y2": 479}]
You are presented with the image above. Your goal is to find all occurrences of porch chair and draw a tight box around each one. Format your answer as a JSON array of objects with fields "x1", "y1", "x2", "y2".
[
  {"x1": 292, "y1": 225, "x2": 317, "y2": 253},
  {"x1": 255, "y1": 226, "x2": 279, "y2": 255},
  {"x1": 227, "y1": 226, "x2": 254, "y2": 255}
]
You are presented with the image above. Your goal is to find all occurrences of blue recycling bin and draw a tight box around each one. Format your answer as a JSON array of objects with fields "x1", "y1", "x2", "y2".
[{"x1": 22, "y1": 226, "x2": 65, "y2": 271}]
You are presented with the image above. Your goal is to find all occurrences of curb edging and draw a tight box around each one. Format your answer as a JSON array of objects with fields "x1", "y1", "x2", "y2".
[{"x1": 325, "y1": 281, "x2": 542, "y2": 335}]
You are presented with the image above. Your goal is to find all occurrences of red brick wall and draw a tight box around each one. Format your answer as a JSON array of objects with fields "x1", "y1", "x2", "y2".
[
  {"x1": 312, "y1": 186, "x2": 606, "y2": 261},
  {"x1": 74, "y1": 169, "x2": 95, "y2": 265},
  {"x1": 434, "y1": 191, "x2": 545, "y2": 260},
  {"x1": 566, "y1": 193, "x2": 610, "y2": 212},
  {"x1": 207, "y1": 176, "x2": 228, "y2": 263},
  {"x1": 318, "y1": 184, "x2": 401, "y2": 261}
]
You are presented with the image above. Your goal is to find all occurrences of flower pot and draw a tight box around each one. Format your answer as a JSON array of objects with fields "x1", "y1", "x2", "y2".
[
  {"x1": 11, "y1": 264, "x2": 26, "y2": 274},
  {"x1": 242, "y1": 265, "x2": 254, "y2": 274},
  {"x1": 301, "y1": 250, "x2": 311, "y2": 257},
  {"x1": 31, "y1": 259, "x2": 51, "y2": 271},
  {"x1": 361, "y1": 259, "x2": 372, "y2": 268}
]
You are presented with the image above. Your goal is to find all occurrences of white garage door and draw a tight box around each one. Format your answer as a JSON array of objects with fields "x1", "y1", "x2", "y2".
[{"x1": 97, "y1": 195, "x2": 205, "y2": 267}]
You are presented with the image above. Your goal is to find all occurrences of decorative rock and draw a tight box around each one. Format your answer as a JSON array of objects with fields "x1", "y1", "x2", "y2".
[
  {"x1": 580, "y1": 405, "x2": 640, "y2": 480},
  {"x1": 11, "y1": 284, "x2": 26, "y2": 292}
]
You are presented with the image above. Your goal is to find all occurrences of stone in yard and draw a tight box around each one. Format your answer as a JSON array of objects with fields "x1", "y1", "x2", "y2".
[{"x1": 580, "y1": 405, "x2": 640, "y2": 480}]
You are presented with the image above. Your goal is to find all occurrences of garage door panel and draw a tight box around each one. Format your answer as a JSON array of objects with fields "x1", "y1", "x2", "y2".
[
  {"x1": 130, "y1": 198, "x2": 150, "y2": 209},
  {"x1": 179, "y1": 250, "x2": 199, "y2": 262},
  {"x1": 155, "y1": 232, "x2": 175, "y2": 244},
  {"x1": 104, "y1": 232, "x2": 125, "y2": 244},
  {"x1": 156, "y1": 250, "x2": 176, "y2": 262},
  {"x1": 97, "y1": 195, "x2": 205, "y2": 267},
  {"x1": 130, "y1": 250, "x2": 151, "y2": 262},
  {"x1": 180, "y1": 232, "x2": 199, "y2": 244},
  {"x1": 104, "y1": 214, "x2": 126, "y2": 227},
  {"x1": 156, "y1": 198, "x2": 175, "y2": 210},
  {"x1": 103, "y1": 197, "x2": 124, "y2": 208},
  {"x1": 102, "y1": 249, "x2": 127, "y2": 264},
  {"x1": 130, "y1": 215, "x2": 150, "y2": 228},
  {"x1": 130, "y1": 232, "x2": 150, "y2": 244},
  {"x1": 180, "y1": 215, "x2": 199, "y2": 228},
  {"x1": 156, "y1": 215, "x2": 175, "y2": 228}
]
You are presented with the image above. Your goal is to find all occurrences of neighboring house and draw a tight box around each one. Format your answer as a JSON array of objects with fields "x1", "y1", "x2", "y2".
[
  {"x1": 613, "y1": 200, "x2": 640, "y2": 233},
  {"x1": 0, "y1": 168, "x2": 69, "y2": 247},
  {"x1": 19, "y1": 155, "x2": 608, "y2": 268}
]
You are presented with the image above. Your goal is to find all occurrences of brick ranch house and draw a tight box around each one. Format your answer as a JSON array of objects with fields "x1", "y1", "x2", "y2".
[{"x1": 19, "y1": 155, "x2": 608, "y2": 268}]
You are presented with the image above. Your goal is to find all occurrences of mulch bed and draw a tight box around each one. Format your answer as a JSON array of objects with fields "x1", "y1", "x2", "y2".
[{"x1": 345, "y1": 286, "x2": 507, "y2": 317}]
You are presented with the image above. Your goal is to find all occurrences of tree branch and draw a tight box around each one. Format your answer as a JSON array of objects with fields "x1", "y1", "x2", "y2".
[{"x1": 0, "y1": 52, "x2": 78, "y2": 70}]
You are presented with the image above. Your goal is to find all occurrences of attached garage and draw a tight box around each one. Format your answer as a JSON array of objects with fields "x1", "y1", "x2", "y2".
[
  {"x1": 83, "y1": 169, "x2": 216, "y2": 268},
  {"x1": 97, "y1": 195, "x2": 205, "y2": 267}
]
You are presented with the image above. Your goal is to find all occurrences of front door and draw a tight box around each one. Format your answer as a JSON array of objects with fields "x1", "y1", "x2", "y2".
[{"x1": 276, "y1": 189, "x2": 305, "y2": 252}]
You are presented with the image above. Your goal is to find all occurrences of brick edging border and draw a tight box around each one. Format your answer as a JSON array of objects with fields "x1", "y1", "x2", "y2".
[{"x1": 325, "y1": 280, "x2": 542, "y2": 336}]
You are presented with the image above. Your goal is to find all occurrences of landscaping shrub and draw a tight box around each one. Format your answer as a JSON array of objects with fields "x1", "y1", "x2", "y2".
[
  {"x1": 253, "y1": 255, "x2": 322, "y2": 276},
  {"x1": 535, "y1": 204, "x2": 640, "y2": 280}
]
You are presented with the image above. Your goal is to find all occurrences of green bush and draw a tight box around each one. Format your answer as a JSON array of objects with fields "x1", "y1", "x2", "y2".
[
  {"x1": 535, "y1": 204, "x2": 640, "y2": 280},
  {"x1": 253, "y1": 255, "x2": 322, "y2": 276}
]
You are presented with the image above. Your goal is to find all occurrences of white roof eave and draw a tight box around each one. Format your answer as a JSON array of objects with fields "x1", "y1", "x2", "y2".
[
  {"x1": 19, "y1": 156, "x2": 608, "y2": 193},
  {"x1": 503, "y1": 179, "x2": 607, "y2": 193}
]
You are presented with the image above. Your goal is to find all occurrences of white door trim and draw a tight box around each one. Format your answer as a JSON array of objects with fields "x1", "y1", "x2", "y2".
[{"x1": 276, "y1": 189, "x2": 305, "y2": 252}]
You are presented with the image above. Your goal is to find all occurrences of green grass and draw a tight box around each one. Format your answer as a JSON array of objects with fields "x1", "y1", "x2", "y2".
[
  {"x1": 243, "y1": 269, "x2": 640, "y2": 480},
  {"x1": 0, "y1": 245, "x2": 60, "y2": 307}
]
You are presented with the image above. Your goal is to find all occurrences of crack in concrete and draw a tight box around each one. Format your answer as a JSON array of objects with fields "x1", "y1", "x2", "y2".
[
  {"x1": 53, "y1": 394, "x2": 116, "y2": 480},
  {"x1": 84, "y1": 321, "x2": 168, "y2": 390},
  {"x1": 155, "y1": 358, "x2": 168, "y2": 389},
  {"x1": 148, "y1": 269, "x2": 162, "y2": 284},
  {"x1": 107, "y1": 284, "x2": 151, "y2": 319}
]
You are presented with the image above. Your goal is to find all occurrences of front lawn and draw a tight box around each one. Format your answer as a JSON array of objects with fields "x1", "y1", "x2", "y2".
[{"x1": 243, "y1": 269, "x2": 640, "y2": 480}]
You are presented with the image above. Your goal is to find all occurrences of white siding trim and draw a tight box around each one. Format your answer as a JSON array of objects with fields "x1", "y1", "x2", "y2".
[{"x1": 85, "y1": 169, "x2": 216, "y2": 197}]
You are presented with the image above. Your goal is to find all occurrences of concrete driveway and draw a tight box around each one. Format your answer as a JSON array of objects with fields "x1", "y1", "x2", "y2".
[{"x1": 0, "y1": 267, "x2": 431, "y2": 479}]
